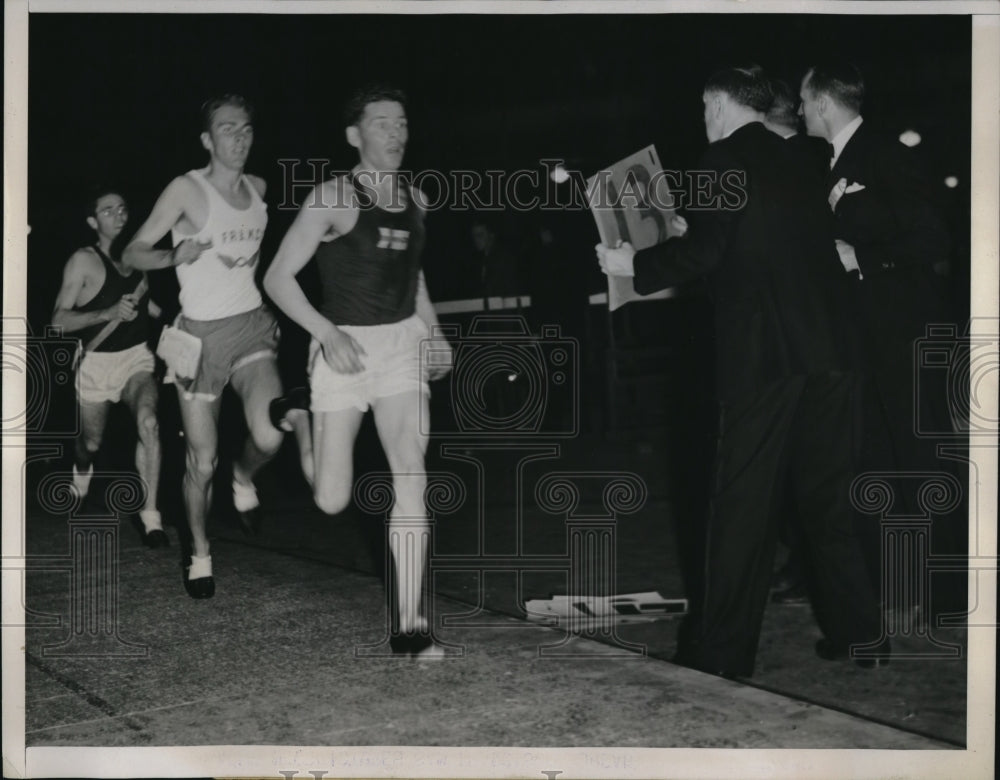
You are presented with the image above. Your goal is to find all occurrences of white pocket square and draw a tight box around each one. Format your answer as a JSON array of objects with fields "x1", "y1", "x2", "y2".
[{"x1": 844, "y1": 182, "x2": 866, "y2": 194}]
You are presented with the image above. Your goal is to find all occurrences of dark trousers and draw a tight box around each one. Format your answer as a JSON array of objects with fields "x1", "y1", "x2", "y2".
[
  {"x1": 694, "y1": 372, "x2": 882, "y2": 676},
  {"x1": 849, "y1": 273, "x2": 967, "y2": 616}
]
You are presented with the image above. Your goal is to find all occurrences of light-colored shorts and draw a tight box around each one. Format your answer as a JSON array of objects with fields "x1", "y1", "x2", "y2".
[
  {"x1": 309, "y1": 314, "x2": 430, "y2": 413},
  {"x1": 77, "y1": 342, "x2": 155, "y2": 405},
  {"x1": 168, "y1": 306, "x2": 279, "y2": 402}
]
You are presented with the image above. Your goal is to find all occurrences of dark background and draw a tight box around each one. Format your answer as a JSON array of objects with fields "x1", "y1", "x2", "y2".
[{"x1": 27, "y1": 12, "x2": 971, "y2": 322}]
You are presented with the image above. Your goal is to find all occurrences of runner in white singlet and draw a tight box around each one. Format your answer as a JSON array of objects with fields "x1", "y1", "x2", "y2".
[{"x1": 123, "y1": 94, "x2": 311, "y2": 599}]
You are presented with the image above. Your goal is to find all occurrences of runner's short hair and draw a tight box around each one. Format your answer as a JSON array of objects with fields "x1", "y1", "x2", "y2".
[
  {"x1": 200, "y1": 93, "x2": 255, "y2": 133},
  {"x1": 85, "y1": 184, "x2": 126, "y2": 219},
  {"x1": 343, "y1": 84, "x2": 408, "y2": 127}
]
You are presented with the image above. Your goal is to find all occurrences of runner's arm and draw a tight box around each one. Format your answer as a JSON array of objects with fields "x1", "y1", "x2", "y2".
[
  {"x1": 415, "y1": 269, "x2": 452, "y2": 381},
  {"x1": 51, "y1": 252, "x2": 128, "y2": 333},
  {"x1": 123, "y1": 176, "x2": 209, "y2": 270},
  {"x1": 411, "y1": 189, "x2": 442, "y2": 334},
  {"x1": 414, "y1": 271, "x2": 440, "y2": 332},
  {"x1": 266, "y1": 181, "x2": 369, "y2": 374},
  {"x1": 409, "y1": 190, "x2": 451, "y2": 378},
  {"x1": 264, "y1": 182, "x2": 347, "y2": 340}
]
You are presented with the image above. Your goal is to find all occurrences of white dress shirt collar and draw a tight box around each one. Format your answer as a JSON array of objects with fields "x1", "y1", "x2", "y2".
[{"x1": 830, "y1": 115, "x2": 864, "y2": 168}]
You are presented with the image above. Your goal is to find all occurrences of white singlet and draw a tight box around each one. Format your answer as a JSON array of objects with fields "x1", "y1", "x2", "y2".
[{"x1": 172, "y1": 168, "x2": 268, "y2": 320}]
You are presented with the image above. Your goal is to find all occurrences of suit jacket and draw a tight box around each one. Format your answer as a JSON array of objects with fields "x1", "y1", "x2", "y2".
[
  {"x1": 828, "y1": 121, "x2": 950, "y2": 277},
  {"x1": 828, "y1": 121, "x2": 952, "y2": 370},
  {"x1": 633, "y1": 121, "x2": 849, "y2": 403},
  {"x1": 785, "y1": 132, "x2": 831, "y2": 179}
]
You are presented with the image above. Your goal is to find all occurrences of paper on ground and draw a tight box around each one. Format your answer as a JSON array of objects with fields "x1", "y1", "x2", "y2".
[{"x1": 525, "y1": 591, "x2": 688, "y2": 626}]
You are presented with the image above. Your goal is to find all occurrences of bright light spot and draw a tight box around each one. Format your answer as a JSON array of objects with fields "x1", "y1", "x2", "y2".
[
  {"x1": 550, "y1": 164, "x2": 569, "y2": 184},
  {"x1": 507, "y1": 373, "x2": 518, "y2": 382},
  {"x1": 899, "y1": 130, "x2": 921, "y2": 147},
  {"x1": 27, "y1": 225, "x2": 32, "y2": 235},
  {"x1": 944, "y1": 176, "x2": 959, "y2": 189}
]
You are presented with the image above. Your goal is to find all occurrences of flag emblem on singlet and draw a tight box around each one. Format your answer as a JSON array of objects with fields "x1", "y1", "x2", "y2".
[{"x1": 377, "y1": 227, "x2": 410, "y2": 250}]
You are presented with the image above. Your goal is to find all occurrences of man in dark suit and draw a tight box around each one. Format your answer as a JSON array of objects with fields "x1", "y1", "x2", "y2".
[
  {"x1": 800, "y1": 63, "x2": 963, "y2": 617},
  {"x1": 762, "y1": 78, "x2": 830, "y2": 606},
  {"x1": 597, "y1": 66, "x2": 885, "y2": 677}
]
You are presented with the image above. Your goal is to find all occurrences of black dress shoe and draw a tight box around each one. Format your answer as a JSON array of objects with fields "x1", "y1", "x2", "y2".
[
  {"x1": 130, "y1": 515, "x2": 171, "y2": 548},
  {"x1": 389, "y1": 631, "x2": 442, "y2": 658},
  {"x1": 771, "y1": 582, "x2": 809, "y2": 605},
  {"x1": 815, "y1": 638, "x2": 890, "y2": 668},
  {"x1": 183, "y1": 566, "x2": 215, "y2": 599},
  {"x1": 268, "y1": 387, "x2": 310, "y2": 431}
]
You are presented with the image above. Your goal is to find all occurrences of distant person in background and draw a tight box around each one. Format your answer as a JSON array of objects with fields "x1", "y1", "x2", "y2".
[
  {"x1": 52, "y1": 187, "x2": 167, "y2": 548},
  {"x1": 470, "y1": 218, "x2": 523, "y2": 309},
  {"x1": 767, "y1": 77, "x2": 834, "y2": 178},
  {"x1": 800, "y1": 62, "x2": 963, "y2": 618},
  {"x1": 763, "y1": 78, "x2": 801, "y2": 140}
]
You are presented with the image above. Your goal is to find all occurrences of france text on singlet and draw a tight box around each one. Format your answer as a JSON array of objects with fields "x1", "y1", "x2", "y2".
[
  {"x1": 171, "y1": 168, "x2": 267, "y2": 320},
  {"x1": 74, "y1": 246, "x2": 151, "y2": 352},
  {"x1": 314, "y1": 176, "x2": 425, "y2": 327}
]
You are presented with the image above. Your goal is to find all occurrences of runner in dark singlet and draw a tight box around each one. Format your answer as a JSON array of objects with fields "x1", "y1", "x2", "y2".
[
  {"x1": 52, "y1": 187, "x2": 167, "y2": 547},
  {"x1": 265, "y1": 85, "x2": 452, "y2": 658},
  {"x1": 314, "y1": 170, "x2": 425, "y2": 327}
]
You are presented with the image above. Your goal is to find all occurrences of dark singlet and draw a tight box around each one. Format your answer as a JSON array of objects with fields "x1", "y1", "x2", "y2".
[
  {"x1": 74, "y1": 245, "x2": 150, "y2": 352},
  {"x1": 314, "y1": 175, "x2": 426, "y2": 327}
]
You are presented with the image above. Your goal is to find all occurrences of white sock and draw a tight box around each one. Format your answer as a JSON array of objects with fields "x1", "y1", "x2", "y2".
[
  {"x1": 232, "y1": 479, "x2": 259, "y2": 512},
  {"x1": 188, "y1": 554, "x2": 212, "y2": 580},
  {"x1": 139, "y1": 509, "x2": 163, "y2": 533},
  {"x1": 72, "y1": 464, "x2": 93, "y2": 497}
]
